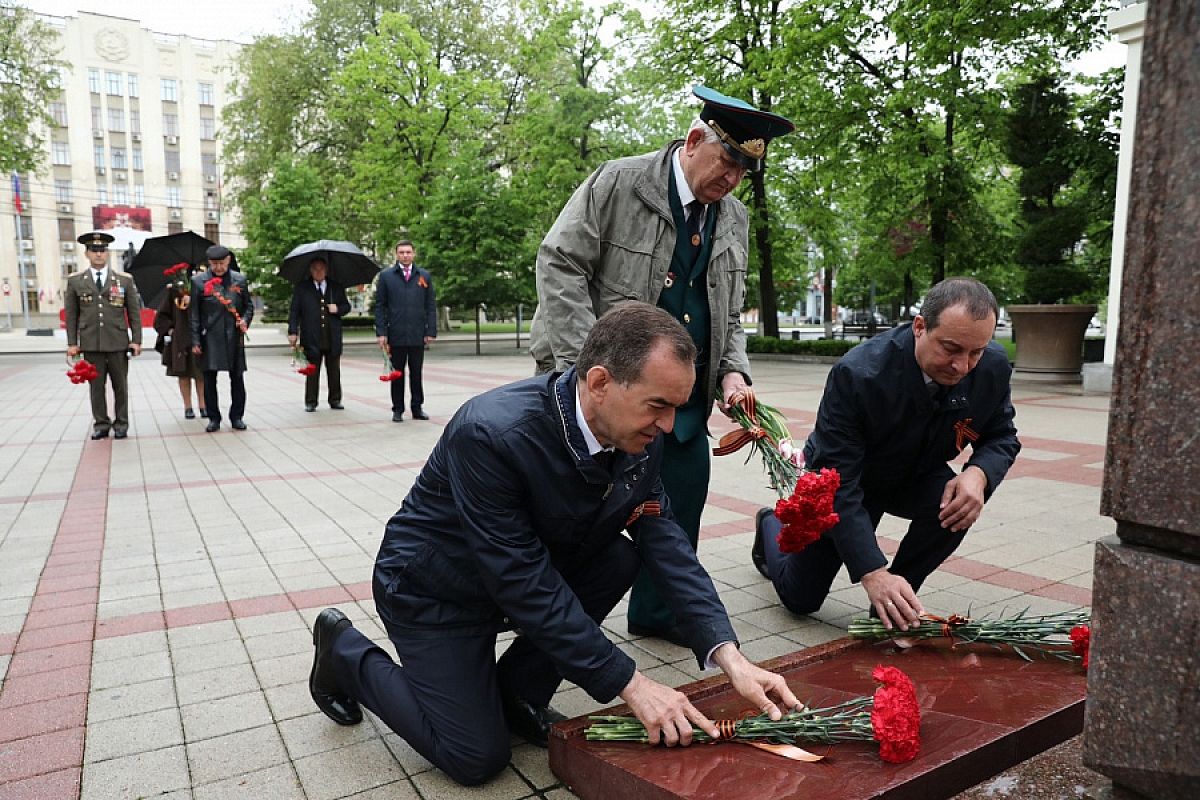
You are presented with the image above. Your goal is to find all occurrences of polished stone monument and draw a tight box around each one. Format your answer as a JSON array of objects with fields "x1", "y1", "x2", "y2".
[{"x1": 1085, "y1": 1, "x2": 1200, "y2": 798}]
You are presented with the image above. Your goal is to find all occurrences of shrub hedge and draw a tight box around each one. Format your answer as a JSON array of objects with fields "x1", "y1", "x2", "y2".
[{"x1": 746, "y1": 336, "x2": 859, "y2": 357}]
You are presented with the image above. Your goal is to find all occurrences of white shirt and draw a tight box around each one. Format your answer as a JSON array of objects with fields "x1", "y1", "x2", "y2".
[
  {"x1": 672, "y1": 149, "x2": 706, "y2": 228},
  {"x1": 92, "y1": 267, "x2": 109, "y2": 287},
  {"x1": 314, "y1": 280, "x2": 326, "y2": 295}
]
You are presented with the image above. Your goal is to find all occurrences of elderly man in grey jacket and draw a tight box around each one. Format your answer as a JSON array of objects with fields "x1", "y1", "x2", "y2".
[{"x1": 530, "y1": 86, "x2": 794, "y2": 645}]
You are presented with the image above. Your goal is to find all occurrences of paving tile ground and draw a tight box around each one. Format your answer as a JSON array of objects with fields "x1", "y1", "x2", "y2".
[{"x1": 0, "y1": 336, "x2": 1110, "y2": 799}]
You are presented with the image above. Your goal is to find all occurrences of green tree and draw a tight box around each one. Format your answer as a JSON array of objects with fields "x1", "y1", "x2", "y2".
[
  {"x1": 1002, "y1": 74, "x2": 1089, "y2": 303},
  {"x1": 239, "y1": 155, "x2": 345, "y2": 314},
  {"x1": 0, "y1": 1, "x2": 64, "y2": 174}
]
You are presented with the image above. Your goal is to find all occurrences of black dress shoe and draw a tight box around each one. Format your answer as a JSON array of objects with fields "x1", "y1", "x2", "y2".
[
  {"x1": 305, "y1": 404, "x2": 317, "y2": 412},
  {"x1": 199, "y1": 408, "x2": 209, "y2": 418},
  {"x1": 411, "y1": 407, "x2": 429, "y2": 420},
  {"x1": 309, "y1": 608, "x2": 363, "y2": 726},
  {"x1": 185, "y1": 408, "x2": 196, "y2": 419},
  {"x1": 90, "y1": 430, "x2": 109, "y2": 440},
  {"x1": 205, "y1": 421, "x2": 220, "y2": 433},
  {"x1": 113, "y1": 430, "x2": 128, "y2": 439},
  {"x1": 627, "y1": 622, "x2": 691, "y2": 649},
  {"x1": 231, "y1": 419, "x2": 247, "y2": 430},
  {"x1": 500, "y1": 691, "x2": 566, "y2": 748},
  {"x1": 392, "y1": 411, "x2": 404, "y2": 422},
  {"x1": 752, "y1": 507, "x2": 771, "y2": 579},
  {"x1": 329, "y1": 402, "x2": 344, "y2": 410}
]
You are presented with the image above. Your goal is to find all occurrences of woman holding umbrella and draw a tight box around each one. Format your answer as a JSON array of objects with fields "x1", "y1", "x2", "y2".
[{"x1": 153, "y1": 263, "x2": 207, "y2": 419}]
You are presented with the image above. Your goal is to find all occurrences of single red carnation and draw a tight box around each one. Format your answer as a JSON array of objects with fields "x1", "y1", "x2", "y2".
[
  {"x1": 870, "y1": 664, "x2": 921, "y2": 763},
  {"x1": 774, "y1": 468, "x2": 841, "y2": 553},
  {"x1": 1070, "y1": 625, "x2": 1090, "y2": 670},
  {"x1": 297, "y1": 364, "x2": 317, "y2": 377}
]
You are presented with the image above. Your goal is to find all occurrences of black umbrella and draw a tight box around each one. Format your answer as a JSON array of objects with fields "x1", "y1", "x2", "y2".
[
  {"x1": 279, "y1": 240, "x2": 381, "y2": 286},
  {"x1": 128, "y1": 230, "x2": 217, "y2": 304}
]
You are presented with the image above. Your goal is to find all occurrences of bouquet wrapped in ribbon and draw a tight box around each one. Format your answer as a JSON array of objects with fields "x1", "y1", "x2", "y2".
[
  {"x1": 291, "y1": 344, "x2": 317, "y2": 377},
  {"x1": 587, "y1": 665, "x2": 920, "y2": 763},
  {"x1": 849, "y1": 609, "x2": 1091, "y2": 669}
]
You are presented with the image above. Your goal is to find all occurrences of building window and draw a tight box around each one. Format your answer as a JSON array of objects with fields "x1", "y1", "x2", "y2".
[
  {"x1": 106, "y1": 71, "x2": 122, "y2": 95},
  {"x1": 132, "y1": 147, "x2": 143, "y2": 171},
  {"x1": 134, "y1": 184, "x2": 145, "y2": 206},
  {"x1": 165, "y1": 150, "x2": 181, "y2": 172},
  {"x1": 205, "y1": 190, "x2": 218, "y2": 209},
  {"x1": 54, "y1": 179, "x2": 72, "y2": 202},
  {"x1": 163, "y1": 113, "x2": 178, "y2": 137},
  {"x1": 168, "y1": 222, "x2": 183, "y2": 235},
  {"x1": 61, "y1": 260, "x2": 76, "y2": 280},
  {"x1": 52, "y1": 141, "x2": 71, "y2": 165},
  {"x1": 205, "y1": 223, "x2": 219, "y2": 242},
  {"x1": 130, "y1": 109, "x2": 141, "y2": 134},
  {"x1": 112, "y1": 147, "x2": 127, "y2": 169},
  {"x1": 50, "y1": 102, "x2": 68, "y2": 127},
  {"x1": 127, "y1": 73, "x2": 139, "y2": 97},
  {"x1": 166, "y1": 186, "x2": 181, "y2": 207},
  {"x1": 97, "y1": 185, "x2": 108, "y2": 204},
  {"x1": 107, "y1": 107, "x2": 125, "y2": 132},
  {"x1": 161, "y1": 78, "x2": 178, "y2": 102},
  {"x1": 113, "y1": 184, "x2": 128, "y2": 205},
  {"x1": 58, "y1": 217, "x2": 75, "y2": 241},
  {"x1": 88, "y1": 68, "x2": 101, "y2": 93},
  {"x1": 94, "y1": 145, "x2": 105, "y2": 169},
  {"x1": 198, "y1": 82, "x2": 214, "y2": 105},
  {"x1": 201, "y1": 154, "x2": 218, "y2": 180},
  {"x1": 91, "y1": 105, "x2": 102, "y2": 130},
  {"x1": 200, "y1": 114, "x2": 215, "y2": 140}
]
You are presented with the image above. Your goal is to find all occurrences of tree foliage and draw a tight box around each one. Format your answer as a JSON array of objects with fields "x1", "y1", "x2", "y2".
[{"x1": 0, "y1": 1, "x2": 64, "y2": 175}]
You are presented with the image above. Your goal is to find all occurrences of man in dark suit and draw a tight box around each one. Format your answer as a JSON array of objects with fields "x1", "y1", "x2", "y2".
[
  {"x1": 64, "y1": 231, "x2": 143, "y2": 439},
  {"x1": 753, "y1": 277, "x2": 1021, "y2": 631},
  {"x1": 308, "y1": 303, "x2": 799, "y2": 786},
  {"x1": 288, "y1": 257, "x2": 351, "y2": 411},
  {"x1": 190, "y1": 245, "x2": 254, "y2": 432},
  {"x1": 374, "y1": 239, "x2": 436, "y2": 422}
]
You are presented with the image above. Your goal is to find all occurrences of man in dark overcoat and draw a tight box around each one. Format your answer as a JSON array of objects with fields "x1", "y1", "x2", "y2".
[
  {"x1": 374, "y1": 239, "x2": 436, "y2": 422},
  {"x1": 190, "y1": 245, "x2": 253, "y2": 432},
  {"x1": 288, "y1": 257, "x2": 351, "y2": 411},
  {"x1": 753, "y1": 278, "x2": 1021, "y2": 631},
  {"x1": 64, "y1": 231, "x2": 143, "y2": 439},
  {"x1": 308, "y1": 303, "x2": 800, "y2": 786}
]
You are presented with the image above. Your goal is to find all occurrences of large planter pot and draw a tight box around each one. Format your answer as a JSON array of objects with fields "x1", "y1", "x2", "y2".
[{"x1": 1008, "y1": 304, "x2": 1097, "y2": 383}]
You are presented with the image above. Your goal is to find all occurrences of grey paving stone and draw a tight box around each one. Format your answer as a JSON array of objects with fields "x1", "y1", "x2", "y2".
[
  {"x1": 171, "y1": 637, "x2": 251, "y2": 676},
  {"x1": 81, "y1": 744, "x2": 190, "y2": 800},
  {"x1": 88, "y1": 677, "x2": 177, "y2": 723},
  {"x1": 186, "y1": 724, "x2": 290, "y2": 785},
  {"x1": 292, "y1": 738, "x2": 407, "y2": 800},
  {"x1": 410, "y1": 764, "x2": 535, "y2": 800},
  {"x1": 91, "y1": 650, "x2": 174, "y2": 691},
  {"x1": 180, "y1": 690, "x2": 273, "y2": 741},
  {"x1": 85, "y1": 707, "x2": 184, "y2": 763},
  {"x1": 192, "y1": 763, "x2": 305, "y2": 800},
  {"x1": 277, "y1": 710, "x2": 378, "y2": 760}
]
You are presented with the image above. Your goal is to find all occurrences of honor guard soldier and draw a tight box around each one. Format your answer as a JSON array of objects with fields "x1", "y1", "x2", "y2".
[{"x1": 64, "y1": 231, "x2": 143, "y2": 439}]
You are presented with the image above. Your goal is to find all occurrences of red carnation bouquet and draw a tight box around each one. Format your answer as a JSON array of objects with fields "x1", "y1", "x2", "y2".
[
  {"x1": 66, "y1": 356, "x2": 99, "y2": 384},
  {"x1": 291, "y1": 344, "x2": 317, "y2": 377},
  {"x1": 379, "y1": 352, "x2": 403, "y2": 382},
  {"x1": 587, "y1": 664, "x2": 921, "y2": 764},
  {"x1": 203, "y1": 276, "x2": 248, "y2": 337},
  {"x1": 1069, "y1": 624, "x2": 1091, "y2": 671},
  {"x1": 775, "y1": 467, "x2": 841, "y2": 553}
]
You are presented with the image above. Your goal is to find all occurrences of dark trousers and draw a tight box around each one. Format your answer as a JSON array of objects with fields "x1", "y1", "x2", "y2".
[
  {"x1": 626, "y1": 432, "x2": 710, "y2": 631},
  {"x1": 762, "y1": 464, "x2": 966, "y2": 614},
  {"x1": 84, "y1": 350, "x2": 129, "y2": 434},
  {"x1": 389, "y1": 345, "x2": 425, "y2": 412},
  {"x1": 202, "y1": 369, "x2": 246, "y2": 423},
  {"x1": 330, "y1": 535, "x2": 640, "y2": 786},
  {"x1": 304, "y1": 348, "x2": 341, "y2": 406}
]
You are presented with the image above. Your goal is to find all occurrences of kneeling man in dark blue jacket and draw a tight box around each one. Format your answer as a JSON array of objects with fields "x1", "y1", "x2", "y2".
[{"x1": 309, "y1": 302, "x2": 799, "y2": 785}]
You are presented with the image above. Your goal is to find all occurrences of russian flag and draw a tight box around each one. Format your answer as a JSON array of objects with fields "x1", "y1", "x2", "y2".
[{"x1": 10, "y1": 173, "x2": 22, "y2": 214}]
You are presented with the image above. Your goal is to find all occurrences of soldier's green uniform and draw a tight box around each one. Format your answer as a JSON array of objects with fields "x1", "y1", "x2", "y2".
[{"x1": 64, "y1": 231, "x2": 143, "y2": 439}]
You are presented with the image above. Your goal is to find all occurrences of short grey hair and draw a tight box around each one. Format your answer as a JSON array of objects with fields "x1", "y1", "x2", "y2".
[{"x1": 688, "y1": 117, "x2": 720, "y2": 145}]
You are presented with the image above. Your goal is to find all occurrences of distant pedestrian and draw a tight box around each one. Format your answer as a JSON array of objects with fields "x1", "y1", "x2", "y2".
[
  {"x1": 153, "y1": 265, "x2": 206, "y2": 419},
  {"x1": 64, "y1": 231, "x2": 143, "y2": 439},
  {"x1": 288, "y1": 257, "x2": 351, "y2": 412},
  {"x1": 374, "y1": 240, "x2": 436, "y2": 422},
  {"x1": 190, "y1": 245, "x2": 253, "y2": 432}
]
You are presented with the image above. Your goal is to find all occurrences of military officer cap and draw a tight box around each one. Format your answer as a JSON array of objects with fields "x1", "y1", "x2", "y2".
[
  {"x1": 77, "y1": 231, "x2": 115, "y2": 251},
  {"x1": 693, "y1": 85, "x2": 795, "y2": 172},
  {"x1": 206, "y1": 244, "x2": 232, "y2": 260}
]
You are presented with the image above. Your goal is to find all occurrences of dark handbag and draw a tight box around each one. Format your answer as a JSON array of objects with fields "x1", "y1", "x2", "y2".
[{"x1": 154, "y1": 333, "x2": 167, "y2": 354}]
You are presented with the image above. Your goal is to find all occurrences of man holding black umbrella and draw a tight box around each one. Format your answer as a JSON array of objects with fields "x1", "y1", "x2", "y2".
[
  {"x1": 288, "y1": 257, "x2": 351, "y2": 411},
  {"x1": 190, "y1": 245, "x2": 253, "y2": 432}
]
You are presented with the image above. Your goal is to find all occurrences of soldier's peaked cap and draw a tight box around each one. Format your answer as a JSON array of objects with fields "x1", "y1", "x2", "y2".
[
  {"x1": 77, "y1": 231, "x2": 115, "y2": 250},
  {"x1": 693, "y1": 85, "x2": 795, "y2": 172}
]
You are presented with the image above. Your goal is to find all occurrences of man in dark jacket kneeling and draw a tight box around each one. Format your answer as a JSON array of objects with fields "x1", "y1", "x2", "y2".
[{"x1": 308, "y1": 302, "x2": 799, "y2": 786}]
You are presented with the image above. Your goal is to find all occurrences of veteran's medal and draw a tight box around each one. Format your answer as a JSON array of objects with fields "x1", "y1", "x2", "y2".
[
  {"x1": 664, "y1": 272, "x2": 675, "y2": 289},
  {"x1": 691, "y1": 233, "x2": 701, "y2": 247}
]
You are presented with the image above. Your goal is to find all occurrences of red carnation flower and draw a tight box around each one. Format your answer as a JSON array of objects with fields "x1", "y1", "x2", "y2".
[
  {"x1": 297, "y1": 364, "x2": 317, "y2": 377},
  {"x1": 774, "y1": 468, "x2": 841, "y2": 553},
  {"x1": 1070, "y1": 625, "x2": 1090, "y2": 670},
  {"x1": 203, "y1": 277, "x2": 223, "y2": 296},
  {"x1": 379, "y1": 369, "x2": 404, "y2": 382},
  {"x1": 870, "y1": 664, "x2": 921, "y2": 763},
  {"x1": 66, "y1": 358, "x2": 99, "y2": 384}
]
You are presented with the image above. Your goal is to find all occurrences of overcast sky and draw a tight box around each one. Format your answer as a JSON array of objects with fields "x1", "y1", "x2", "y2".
[{"x1": 24, "y1": 0, "x2": 1125, "y2": 74}]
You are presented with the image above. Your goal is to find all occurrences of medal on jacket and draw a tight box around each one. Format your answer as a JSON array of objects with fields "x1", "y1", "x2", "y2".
[
  {"x1": 664, "y1": 271, "x2": 675, "y2": 289},
  {"x1": 691, "y1": 233, "x2": 701, "y2": 247}
]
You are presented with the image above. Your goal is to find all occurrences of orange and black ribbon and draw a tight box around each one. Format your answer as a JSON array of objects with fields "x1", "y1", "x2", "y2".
[
  {"x1": 953, "y1": 418, "x2": 980, "y2": 452},
  {"x1": 624, "y1": 501, "x2": 662, "y2": 528}
]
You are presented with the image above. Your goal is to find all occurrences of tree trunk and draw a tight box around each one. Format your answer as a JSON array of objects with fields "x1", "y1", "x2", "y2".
[{"x1": 749, "y1": 170, "x2": 779, "y2": 338}]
